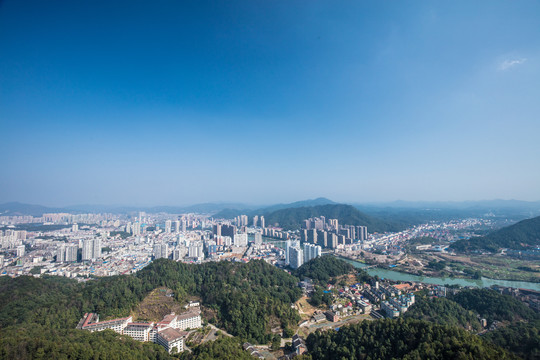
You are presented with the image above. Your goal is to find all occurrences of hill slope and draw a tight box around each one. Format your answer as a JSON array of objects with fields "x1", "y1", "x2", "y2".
[
  {"x1": 305, "y1": 318, "x2": 514, "y2": 360},
  {"x1": 264, "y1": 204, "x2": 402, "y2": 232},
  {"x1": 451, "y1": 215, "x2": 540, "y2": 252},
  {"x1": 212, "y1": 197, "x2": 336, "y2": 220}
]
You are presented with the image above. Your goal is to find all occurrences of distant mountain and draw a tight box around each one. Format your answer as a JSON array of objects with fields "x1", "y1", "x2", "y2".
[
  {"x1": 264, "y1": 204, "x2": 403, "y2": 232},
  {"x1": 261, "y1": 197, "x2": 336, "y2": 213},
  {"x1": 355, "y1": 200, "x2": 540, "y2": 229},
  {"x1": 0, "y1": 201, "x2": 259, "y2": 216},
  {"x1": 451, "y1": 215, "x2": 540, "y2": 252},
  {"x1": 212, "y1": 197, "x2": 337, "y2": 219},
  {"x1": 0, "y1": 202, "x2": 63, "y2": 217},
  {"x1": 361, "y1": 199, "x2": 540, "y2": 210}
]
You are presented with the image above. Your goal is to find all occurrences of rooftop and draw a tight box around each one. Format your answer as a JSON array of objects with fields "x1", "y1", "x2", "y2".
[{"x1": 158, "y1": 328, "x2": 187, "y2": 342}]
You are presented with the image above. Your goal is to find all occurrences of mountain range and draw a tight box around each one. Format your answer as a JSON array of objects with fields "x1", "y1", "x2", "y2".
[{"x1": 451, "y1": 215, "x2": 540, "y2": 252}]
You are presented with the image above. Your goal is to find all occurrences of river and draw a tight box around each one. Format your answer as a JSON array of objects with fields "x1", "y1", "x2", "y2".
[
  {"x1": 259, "y1": 237, "x2": 540, "y2": 291},
  {"x1": 341, "y1": 257, "x2": 540, "y2": 291}
]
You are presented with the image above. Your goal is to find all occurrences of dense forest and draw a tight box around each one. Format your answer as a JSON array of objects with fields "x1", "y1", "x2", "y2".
[
  {"x1": 0, "y1": 259, "x2": 302, "y2": 359},
  {"x1": 304, "y1": 318, "x2": 515, "y2": 360},
  {"x1": 451, "y1": 215, "x2": 540, "y2": 252},
  {"x1": 0, "y1": 326, "x2": 171, "y2": 360},
  {"x1": 449, "y1": 288, "x2": 539, "y2": 325},
  {"x1": 402, "y1": 289, "x2": 540, "y2": 359},
  {"x1": 293, "y1": 255, "x2": 356, "y2": 284},
  {"x1": 179, "y1": 336, "x2": 253, "y2": 360},
  {"x1": 403, "y1": 297, "x2": 481, "y2": 331},
  {"x1": 483, "y1": 320, "x2": 540, "y2": 360},
  {"x1": 2, "y1": 258, "x2": 539, "y2": 359}
]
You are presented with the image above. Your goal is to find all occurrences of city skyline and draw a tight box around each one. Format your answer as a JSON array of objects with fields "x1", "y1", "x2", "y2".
[{"x1": 1, "y1": 1, "x2": 540, "y2": 206}]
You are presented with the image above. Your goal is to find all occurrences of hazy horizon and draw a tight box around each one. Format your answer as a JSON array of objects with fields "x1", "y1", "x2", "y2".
[
  {"x1": 2, "y1": 197, "x2": 540, "y2": 210},
  {"x1": 1, "y1": 1, "x2": 539, "y2": 206}
]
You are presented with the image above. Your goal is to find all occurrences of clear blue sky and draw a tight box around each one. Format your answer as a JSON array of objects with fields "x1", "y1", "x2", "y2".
[{"x1": 1, "y1": 1, "x2": 539, "y2": 206}]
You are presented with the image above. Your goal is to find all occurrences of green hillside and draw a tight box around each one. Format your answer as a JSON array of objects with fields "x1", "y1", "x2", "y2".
[
  {"x1": 305, "y1": 318, "x2": 515, "y2": 360},
  {"x1": 403, "y1": 297, "x2": 482, "y2": 331},
  {"x1": 0, "y1": 259, "x2": 302, "y2": 359},
  {"x1": 264, "y1": 204, "x2": 402, "y2": 232},
  {"x1": 451, "y1": 215, "x2": 540, "y2": 252}
]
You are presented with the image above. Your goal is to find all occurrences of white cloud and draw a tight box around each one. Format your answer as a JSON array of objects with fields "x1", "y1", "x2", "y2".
[{"x1": 498, "y1": 58, "x2": 527, "y2": 71}]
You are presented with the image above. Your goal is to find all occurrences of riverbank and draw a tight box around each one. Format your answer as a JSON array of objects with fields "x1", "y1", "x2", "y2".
[
  {"x1": 338, "y1": 256, "x2": 540, "y2": 291},
  {"x1": 337, "y1": 251, "x2": 540, "y2": 284}
]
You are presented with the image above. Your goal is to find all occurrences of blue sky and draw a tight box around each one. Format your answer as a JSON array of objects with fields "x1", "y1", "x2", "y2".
[{"x1": 1, "y1": 1, "x2": 539, "y2": 206}]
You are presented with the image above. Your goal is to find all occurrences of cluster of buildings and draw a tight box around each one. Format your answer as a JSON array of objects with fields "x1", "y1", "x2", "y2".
[
  {"x1": 309, "y1": 279, "x2": 421, "y2": 322},
  {"x1": 0, "y1": 229, "x2": 26, "y2": 249},
  {"x1": 285, "y1": 240, "x2": 322, "y2": 269},
  {"x1": 76, "y1": 309, "x2": 202, "y2": 353},
  {"x1": 380, "y1": 293, "x2": 416, "y2": 318},
  {"x1": 300, "y1": 218, "x2": 368, "y2": 249}
]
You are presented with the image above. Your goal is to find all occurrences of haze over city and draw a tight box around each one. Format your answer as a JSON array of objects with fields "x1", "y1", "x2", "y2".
[{"x1": 1, "y1": 0, "x2": 540, "y2": 206}]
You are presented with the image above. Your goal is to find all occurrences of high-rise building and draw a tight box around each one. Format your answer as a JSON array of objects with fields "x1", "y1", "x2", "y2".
[
  {"x1": 260, "y1": 216, "x2": 265, "y2": 228},
  {"x1": 188, "y1": 241, "x2": 204, "y2": 259},
  {"x1": 328, "y1": 233, "x2": 338, "y2": 249},
  {"x1": 300, "y1": 229, "x2": 308, "y2": 243},
  {"x1": 174, "y1": 220, "x2": 180, "y2": 233},
  {"x1": 16, "y1": 245, "x2": 25, "y2": 257},
  {"x1": 82, "y1": 239, "x2": 93, "y2": 260},
  {"x1": 289, "y1": 246, "x2": 303, "y2": 269},
  {"x1": 254, "y1": 232, "x2": 263, "y2": 245},
  {"x1": 356, "y1": 226, "x2": 368, "y2": 241},
  {"x1": 253, "y1": 215, "x2": 259, "y2": 227},
  {"x1": 72, "y1": 223, "x2": 79, "y2": 232},
  {"x1": 57, "y1": 246, "x2": 66, "y2": 262},
  {"x1": 132, "y1": 222, "x2": 141, "y2": 236},
  {"x1": 308, "y1": 229, "x2": 317, "y2": 244},
  {"x1": 165, "y1": 220, "x2": 172, "y2": 234},
  {"x1": 57, "y1": 244, "x2": 78, "y2": 263},
  {"x1": 313, "y1": 218, "x2": 324, "y2": 230},
  {"x1": 233, "y1": 233, "x2": 248, "y2": 247},
  {"x1": 153, "y1": 243, "x2": 168, "y2": 259},
  {"x1": 304, "y1": 243, "x2": 322, "y2": 263},
  {"x1": 285, "y1": 240, "x2": 292, "y2": 265},
  {"x1": 66, "y1": 245, "x2": 78, "y2": 262},
  {"x1": 317, "y1": 230, "x2": 328, "y2": 248},
  {"x1": 182, "y1": 219, "x2": 187, "y2": 232},
  {"x1": 93, "y1": 237, "x2": 102, "y2": 259},
  {"x1": 328, "y1": 219, "x2": 339, "y2": 232},
  {"x1": 236, "y1": 215, "x2": 248, "y2": 227},
  {"x1": 0, "y1": 254, "x2": 4, "y2": 268},
  {"x1": 212, "y1": 224, "x2": 222, "y2": 237},
  {"x1": 82, "y1": 239, "x2": 101, "y2": 261},
  {"x1": 220, "y1": 224, "x2": 235, "y2": 238}
]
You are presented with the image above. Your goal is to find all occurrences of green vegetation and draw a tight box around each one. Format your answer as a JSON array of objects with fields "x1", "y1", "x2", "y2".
[
  {"x1": 0, "y1": 326, "x2": 170, "y2": 360},
  {"x1": 305, "y1": 318, "x2": 514, "y2": 360},
  {"x1": 179, "y1": 336, "x2": 253, "y2": 360},
  {"x1": 483, "y1": 320, "x2": 540, "y2": 360},
  {"x1": 451, "y1": 215, "x2": 540, "y2": 252},
  {"x1": 0, "y1": 259, "x2": 301, "y2": 348},
  {"x1": 264, "y1": 204, "x2": 403, "y2": 232},
  {"x1": 403, "y1": 297, "x2": 481, "y2": 331},
  {"x1": 308, "y1": 286, "x2": 333, "y2": 307},
  {"x1": 450, "y1": 288, "x2": 538, "y2": 325},
  {"x1": 110, "y1": 231, "x2": 131, "y2": 239},
  {"x1": 294, "y1": 255, "x2": 355, "y2": 284}
]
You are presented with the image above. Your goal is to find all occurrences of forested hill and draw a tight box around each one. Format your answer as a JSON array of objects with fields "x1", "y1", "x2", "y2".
[
  {"x1": 0, "y1": 259, "x2": 302, "y2": 359},
  {"x1": 451, "y1": 215, "x2": 540, "y2": 252},
  {"x1": 304, "y1": 318, "x2": 515, "y2": 360},
  {"x1": 212, "y1": 197, "x2": 337, "y2": 220},
  {"x1": 294, "y1": 255, "x2": 355, "y2": 284},
  {"x1": 264, "y1": 204, "x2": 402, "y2": 232}
]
